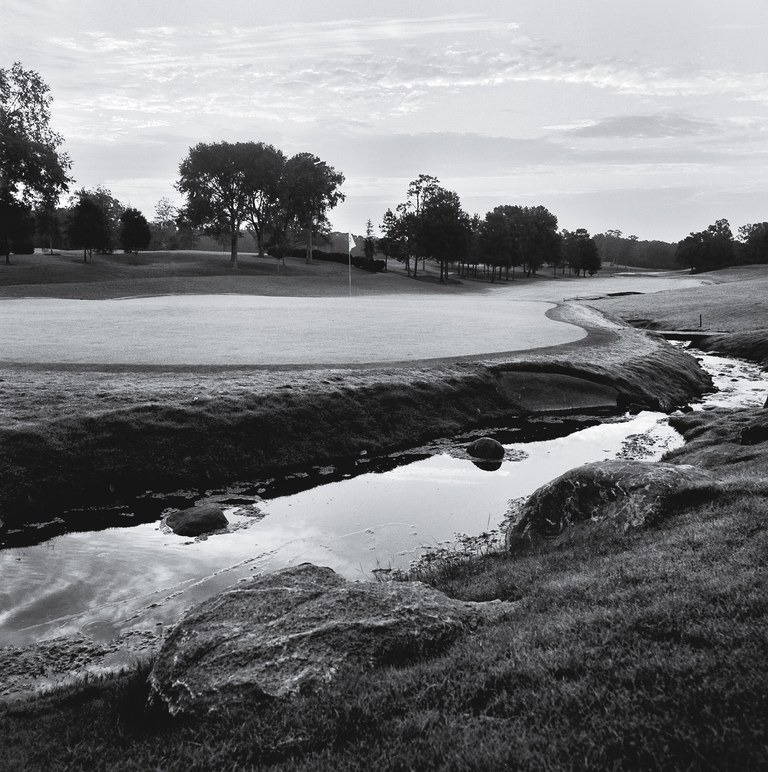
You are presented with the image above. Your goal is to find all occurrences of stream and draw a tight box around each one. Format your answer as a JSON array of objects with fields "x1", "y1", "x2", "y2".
[{"x1": 0, "y1": 350, "x2": 765, "y2": 651}]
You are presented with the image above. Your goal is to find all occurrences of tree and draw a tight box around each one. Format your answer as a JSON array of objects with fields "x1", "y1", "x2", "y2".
[
  {"x1": 120, "y1": 208, "x2": 151, "y2": 253},
  {"x1": 364, "y1": 219, "x2": 376, "y2": 264},
  {"x1": 480, "y1": 206, "x2": 521, "y2": 281},
  {"x1": 738, "y1": 222, "x2": 768, "y2": 264},
  {"x1": 68, "y1": 194, "x2": 110, "y2": 262},
  {"x1": 414, "y1": 187, "x2": 471, "y2": 282},
  {"x1": 280, "y1": 152, "x2": 345, "y2": 264},
  {"x1": 150, "y1": 197, "x2": 179, "y2": 250},
  {"x1": 176, "y1": 141, "x2": 252, "y2": 267},
  {"x1": 676, "y1": 219, "x2": 735, "y2": 273},
  {"x1": 0, "y1": 195, "x2": 34, "y2": 262},
  {"x1": 563, "y1": 228, "x2": 600, "y2": 276},
  {"x1": 1, "y1": 62, "x2": 71, "y2": 263},
  {"x1": 241, "y1": 142, "x2": 286, "y2": 257}
]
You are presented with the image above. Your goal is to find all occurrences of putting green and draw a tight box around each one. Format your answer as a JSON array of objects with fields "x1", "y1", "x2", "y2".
[{"x1": 0, "y1": 294, "x2": 585, "y2": 366}]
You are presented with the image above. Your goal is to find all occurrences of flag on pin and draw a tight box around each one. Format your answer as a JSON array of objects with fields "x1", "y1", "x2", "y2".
[{"x1": 348, "y1": 233, "x2": 356, "y2": 252}]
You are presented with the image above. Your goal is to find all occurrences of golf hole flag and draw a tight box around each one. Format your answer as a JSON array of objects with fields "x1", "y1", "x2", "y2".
[{"x1": 348, "y1": 233, "x2": 356, "y2": 252}]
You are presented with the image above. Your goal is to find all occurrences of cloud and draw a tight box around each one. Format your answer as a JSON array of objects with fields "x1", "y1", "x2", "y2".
[{"x1": 558, "y1": 113, "x2": 720, "y2": 139}]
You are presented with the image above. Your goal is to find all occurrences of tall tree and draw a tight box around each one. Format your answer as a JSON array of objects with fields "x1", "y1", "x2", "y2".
[
  {"x1": 280, "y1": 152, "x2": 345, "y2": 264},
  {"x1": 120, "y1": 208, "x2": 151, "y2": 253},
  {"x1": 481, "y1": 206, "x2": 521, "y2": 281},
  {"x1": 176, "y1": 141, "x2": 252, "y2": 267},
  {"x1": 738, "y1": 222, "x2": 768, "y2": 264},
  {"x1": 413, "y1": 187, "x2": 470, "y2": 282},
  {"x1": 562, "y1": 228, "x2": 600, "y2": 276},
  {"x1": 0, "y1": 62, "x2": 71, "y2": 263},
  {"x1": 241, "y1": 142, "x2": 286, "y2": 257},
  {"x1": 676, "y1": 219, "x2": 735, "y2": 273}
]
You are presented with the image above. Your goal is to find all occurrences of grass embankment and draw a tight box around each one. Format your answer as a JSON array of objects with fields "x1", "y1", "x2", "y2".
[
  {"x1": 591, "y1": 265, "x2": 768, "y2": 367},
  {"x1": 0, "y1": 316, "x2": 707, "y2": 537},
  {"x1": 1, "y1": 421, "x2": 766, "y2": 770}
]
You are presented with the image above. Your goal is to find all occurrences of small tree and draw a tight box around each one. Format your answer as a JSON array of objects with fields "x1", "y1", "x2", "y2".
[
  {"x1": 120, "y1": 208, "x2": 151, "y2": 253},
  {"x1": 364, "y1": 219, "x2": 376, "y2": 264},
  {"x1": 68, "y1": 194, "x2": 110, "y2": 262}
]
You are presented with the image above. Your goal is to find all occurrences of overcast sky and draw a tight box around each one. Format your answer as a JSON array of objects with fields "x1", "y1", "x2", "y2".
[{"x1": 4, "y1": 0, "x2": 768, "y2": 241}]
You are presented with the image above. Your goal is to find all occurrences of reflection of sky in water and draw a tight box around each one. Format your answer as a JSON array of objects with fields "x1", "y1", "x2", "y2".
[
  {"x1": 0, "y1": 411, "x2": 681, "y2": 646},
  {"x1": 1, "y1": 352, "x2": 763, "y2": 647}
]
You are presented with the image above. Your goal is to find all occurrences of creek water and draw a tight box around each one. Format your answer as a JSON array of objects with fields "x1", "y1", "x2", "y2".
[{"x1": 0, "y1": 350, "x2": 764, "y2": 649}]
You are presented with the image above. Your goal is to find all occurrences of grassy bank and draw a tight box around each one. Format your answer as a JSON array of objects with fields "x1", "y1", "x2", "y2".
[
  {"x1": 2, "y1": 414, "x2": 766, "y2": 770},
  {"x1": 0, "y1": 318, "x2": 708, "y2": 537}
]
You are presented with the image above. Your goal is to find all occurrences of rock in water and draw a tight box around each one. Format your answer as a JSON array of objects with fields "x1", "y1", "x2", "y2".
[
  {"x1": 467, "y1": 436, "x2": 505, "y2": 460},
  {"x1": 507, "y1": 460, "x2": 716, "y2": 549},
  {"x1": 165, "y1": 503, "x2": 228, "y2": 536},
  {"x1": 149, "y1": 563, "x2": 492, "y2": 714}
]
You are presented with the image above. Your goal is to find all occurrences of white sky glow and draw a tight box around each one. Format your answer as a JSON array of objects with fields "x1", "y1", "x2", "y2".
[{"x1": 4, "y1": 0, "x2": 768, "y2": 241}]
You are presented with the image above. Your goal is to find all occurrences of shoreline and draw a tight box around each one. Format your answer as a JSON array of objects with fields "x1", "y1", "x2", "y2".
[{"x1": 0, "y1": 304, "x2": 711, "y2": 537}]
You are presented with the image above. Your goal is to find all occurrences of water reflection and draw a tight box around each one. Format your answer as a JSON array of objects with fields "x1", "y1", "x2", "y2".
[
  {"x1": 0, "y1": 411, "x2": 682, "y2": 646},
  {"x1": 1, "y1": 349, "x2": 764, "y2": 648}
]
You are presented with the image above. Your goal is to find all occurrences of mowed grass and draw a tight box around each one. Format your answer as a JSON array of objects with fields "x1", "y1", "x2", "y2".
[
  {"x1": 590, "y1": 264, "x2": 768, "y2": 332},
  {"x1": 1, "y1": 257, "x2": 766, "y2": 769},
  {"x1": 0, "y1": 250, "x2": 464, "y2": 299},
  {"x1": 1, "y1": 468, "x2": 766, "y2": 771}
]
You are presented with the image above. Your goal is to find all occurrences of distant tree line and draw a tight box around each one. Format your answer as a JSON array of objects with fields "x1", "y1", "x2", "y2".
[
  {"x1": 377, "y1": 175, "x2": 601, "y2": 283},
  {"x1": 5, "y1": 62, "x2": 768, "y2": 279},
  {"x1": 676, "y1": 218, "x2": 768, "y2": 273}
]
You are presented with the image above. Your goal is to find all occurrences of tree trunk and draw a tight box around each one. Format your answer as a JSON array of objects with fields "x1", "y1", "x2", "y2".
[
  {"x1": 305, "y1": 224, "x2": 313, "y2": 265},
  {"x1": 230, "y1": 225, "x2": 238, "y2": 268}
]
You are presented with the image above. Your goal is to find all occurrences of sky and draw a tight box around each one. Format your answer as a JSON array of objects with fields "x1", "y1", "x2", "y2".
[{"x1": 3, "y1": 0, "x2": 768, "y2": 242}]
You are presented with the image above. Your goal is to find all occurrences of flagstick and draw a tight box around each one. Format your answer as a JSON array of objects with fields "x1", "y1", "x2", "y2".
[{"x1": 348, "y1": 233, "x2": 352, "y2": 297}]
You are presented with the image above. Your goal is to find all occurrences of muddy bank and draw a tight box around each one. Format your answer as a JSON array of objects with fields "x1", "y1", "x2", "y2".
[{"x1": 0, "y1": 306, "x2": 710, "y2": 535}]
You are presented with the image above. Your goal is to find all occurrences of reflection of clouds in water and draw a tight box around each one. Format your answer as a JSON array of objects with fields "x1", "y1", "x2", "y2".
[{"x1": 0, "y1": 406, "x2": 700, "y2": 646}]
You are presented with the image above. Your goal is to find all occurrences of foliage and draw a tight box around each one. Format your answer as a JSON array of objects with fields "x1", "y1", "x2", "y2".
[
  {"x1": 176, "y1": 143, "x2": 344, "y2": 266},
  {"x1": 676, "y1": 218, "x2": 736, "y2": 273},
  {"x1": 594, "y1": 231, "x2": 678, "y2": 270},
  {"x1": 241, "y1": 142, "x2": 286, "y2": 257},
  {"x1": 413, "y1": 186, "x2": 471, "y2": 282},
  {"x1": 67, "y1": 192, "x2": 111, "y2": 262},
  {"x1": 120, "y1": 207, "x2": 151, "y2": 253},
  {"x1": 279, "y1": 152, "x2": 345, "y2": 264},
  {"x1": 562, "y1": 227, "x2": 601, "y2": 276},
  {"x1": 0, "y1": 62, "x2": 71, "y2": 210},
  {"x1": 737, "y1": 222, "x2": 768, "y2": 264},
  {"x1": 177, "y1": 141, "x2": 252, "y2": 265},
  {"x1": 0, "y1": 194, "x2": 34, "y2": 263}
]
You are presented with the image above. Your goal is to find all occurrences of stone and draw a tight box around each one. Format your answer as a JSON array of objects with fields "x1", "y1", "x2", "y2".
[
  {"x1": 149, "y1": 563, "x2": 494, "y2": 714},
  {"x1": 165, "y1": 502, "x2": 228, "y2": 536},
  {"x1": 507, "y1": 460, "x2": 716, "y2": 549},
  {"x1": 740, "y1": 418, "x2": 768, "y2": 445},
  {"x1": 467, "y1": 436, "x2": 505, "y2": 460}
]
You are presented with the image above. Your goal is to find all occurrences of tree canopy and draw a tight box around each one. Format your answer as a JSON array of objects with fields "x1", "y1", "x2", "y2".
[
  {"x1": 120, "y1": 208, "x2": 151, "y2": 253},
  {"x1": 676, "y1": 219, "x2": 736, "y2": 273},
  {"x1": 176, "y1": 142, "x2": 344, "y2": 266},
  {"x1": 0, "y1": 63, "x2": 71, "y2": 263}
]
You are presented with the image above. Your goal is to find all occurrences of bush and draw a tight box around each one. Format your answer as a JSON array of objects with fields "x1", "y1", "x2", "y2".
[{"x1": 12, "y1": 241, "x2": 35, "y2": 254}]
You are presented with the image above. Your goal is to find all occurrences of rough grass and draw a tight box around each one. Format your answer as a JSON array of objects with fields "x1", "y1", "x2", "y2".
[
  {"x1": 2, "y1": 468, "x2": 766, "y2": 771},
  {"x1": 590, "y1": 265, "x2": 768, "y2": 333}
]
